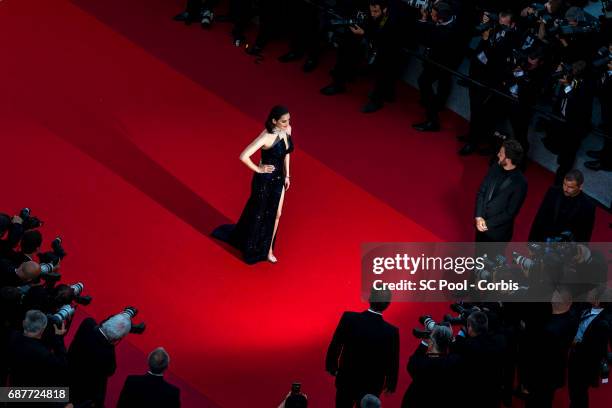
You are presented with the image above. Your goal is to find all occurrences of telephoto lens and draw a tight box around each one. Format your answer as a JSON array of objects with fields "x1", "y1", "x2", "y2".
[{"x1": 48, "y1": 304, "x2": 75, "y2": 325}]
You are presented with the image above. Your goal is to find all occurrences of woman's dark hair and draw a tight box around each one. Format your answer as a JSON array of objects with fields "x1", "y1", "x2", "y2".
[{"x1": 265, "y1": 105, "x2": 290, "y2": 134}]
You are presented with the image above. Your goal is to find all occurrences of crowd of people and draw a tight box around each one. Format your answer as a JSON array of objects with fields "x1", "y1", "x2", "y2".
[
  {"x1": 0, "y1": 210, "x2": 180, "y2": 407},
  {"x1": 174, "y1": 0, "x2": 612, "y2": 181}
]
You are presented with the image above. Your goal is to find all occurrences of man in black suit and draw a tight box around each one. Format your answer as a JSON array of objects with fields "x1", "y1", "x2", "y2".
[
  {"x1": 568, "y1": 287, "x2": 611, "y2": 408},
  {"x1": 401, "y1": 325, "x2": 461, "y2": 408},
  {"x1": 117, "y1": 347, "x2": 180, "y2": 408},
  {"x1": 68, "y1": 313, "x2": 131, "y2": 407},
  {"x1": 0, "y1": 260, "x2": 41, "y2": 288},
  {"x1": 529, "y1": 169, "x2": 596, "y2": 242},
  {"x1": 325, "y1": 289, "x2": 399, "y2": 408},
  {"x1": 474, "y1": 139, "x2": 528, "y2": 243},
  {"x1": 7, "y1": 309, "x2": 68, "y2": 386},
  {"x1": 451, "y1": 311, "x2": 506, "y2": 408}
]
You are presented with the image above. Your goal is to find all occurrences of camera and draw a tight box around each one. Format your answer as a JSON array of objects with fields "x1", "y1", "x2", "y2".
[
  {"x1": 38, "y1": 236, "x2": 67, "y2": 280},
  {"x1": 329, "y1": 11, "x2": 367, "y2": 28},
  {"x1": 19, "y1": 207, "x2": 44, "y2": 230},
  {"x1": 475, "y1": 12, "x2": 499, "y2": 34},
  {"x1": 412, "y1": 315, "x2": 438, "y2": 339},
  {"x1": 47, "y1": 304, "x2": 75, "y2": 326},
  {"x1": 443, "y1": 303, "x2": 479, "y2": 326},
  {"x1": 593, "y1": 46, "x2": 612, "y2": 69},
  {"x1": 120, "y1": 306, "x2": 146, "y2": 334},
  {"x1": 476, "y1": 254, "x2": 508, "y2": 281},
  {"x1": 403, "y1": 0, "x2": 432, "y2": 11}
]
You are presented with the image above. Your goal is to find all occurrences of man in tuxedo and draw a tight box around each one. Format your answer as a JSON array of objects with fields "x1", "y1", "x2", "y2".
[
  {"x1": 117, "y1": 347, "x2": 180, "y2": 408},
  {"x1": 529, "y1": 169, "x2": 596, "y2": 242},
  {"x1": 325, "y1": 289, "x2": 399, "y2": 408},
  {"x1": 568, "y1": 286, "x2": 611, "y2": 408},
  {"x1": 474, "y1": 139, "x2": 528, "y2": 243}
]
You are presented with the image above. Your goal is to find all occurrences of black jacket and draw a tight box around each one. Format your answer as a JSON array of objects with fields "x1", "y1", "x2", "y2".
[
  {"x1": 67, "y1": 317, "x2": 116, "y2": 407},
  {"x1": 416, "y1": 16, "x2": 464, "y2": 68},
  {"x1": 401, "y1": 343, "x2": 462, "y2": 408},
  {"x1": 569, "y1": 307, "x2": 611, "y2": 387},
  {"x1": 475, "y1": 164, "x2": 528, "y2": 241},
  {"x1": 117, "y1": 373, "x2": 181, "y2": 408},
  {"x1": 529, "y1": 186, "x2": 596, "y2": 242},
  {"x1": 7, "y1": 331, "x2": 68, "y2": 387},
  {"x1": 451, "y1": 333, "x2": 507, "y2": 408},
  {"x1": 326, "y1": 310, "x2": 400, "y2": 394}
]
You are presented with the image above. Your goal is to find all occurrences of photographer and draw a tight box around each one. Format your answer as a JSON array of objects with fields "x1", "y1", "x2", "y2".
[
  {"x1": 68, "y1": 311, "x2": 135, "y2": 407},
  {"x1": 412, "y1": 2, "x2": 464, "y2": 132},
  {"x1": 459, "y1": 10, "x2": 519, "y2": 155},
  {"x1": 585, "y1": 42, "x2": 612, "y2": 172},
  {"x1": 278, "y1": 0, "x2": 324, "y2": 72},
  {"x1": 320, "y1": 0, "x2": 403, "y2": 114},
  {"x1": 523, "y1": 288, "x2": 578, "y2": 408},
  {"x1": 401, "y1": 325, "x2": 461, "y2": 407},
  {"x1": 0, "y1": 260, "x2": 42, "y2": 288},
  {"x1": 543, "y1": 60, "x2": 594, "y2": 183},
  {"x1": 7, "y1": 309, "x2": 68, "y2": 387},
  {"x1": 0, "y1": 213, "x2": 24, "y2": 258},
  {"x1": 529, "y1": 169, "x2": 596, "y2": 242},
  {"x1": 451, "y1": 311, "x2": 506, "y2": 408},
  {"x1": 501, "y1": 47, "x2": 547, "y2": 155},
  {"x1": 567, "y1": 286, "x2": 611, "y2": 408}
]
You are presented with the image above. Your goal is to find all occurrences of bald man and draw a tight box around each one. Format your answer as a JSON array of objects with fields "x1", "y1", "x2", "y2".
[{"x1": 0, "y1": 260, "x2": 41, "y2": 288}]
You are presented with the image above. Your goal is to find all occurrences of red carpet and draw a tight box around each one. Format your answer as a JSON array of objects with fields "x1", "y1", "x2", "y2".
[{"x1": 0, "y1": 1, "x2": 610, "y2": 407}]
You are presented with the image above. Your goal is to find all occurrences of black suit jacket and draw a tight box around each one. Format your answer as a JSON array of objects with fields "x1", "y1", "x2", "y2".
[
  {"x1": 570, "y1": 307, "x2": 611, "y2": 386},
  {"x1": 325, "y1": 310, "x2": 399, "y2": 394},
  {"x1": 529, "y1": 187, "x2": 596, "y2": 242},
  {"x1": 475, "y1": 164, "x2": 528, "y2": 241},
  {"x1": 117, "y1": 373, "x2": 180, "y2": 408},
  {"x1": 451, "y1": 333, "x2": 506, "y2": 408},
  {"x1": 67, "y1": 317, "x2": 116, "y2": 406},
  {"x1": 7, "y1": 331, "x2": 68, "y2": 387},
  {"x1": 401, "y1": 343, "x2": 462, "y2": 408}
]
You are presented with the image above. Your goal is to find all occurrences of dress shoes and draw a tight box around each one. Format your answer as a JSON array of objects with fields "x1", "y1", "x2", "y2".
[
  {"x1": 302, "y1": 58, "x2": 318, "y2": 73},
  {"x1": 201, "y1": 10, "x2": 214, "y2": 28},
  {"x1": 278, "y1": 51, "x2": 303, "y2": 63},
  {"x1": 320, "y1": 83, "x2": 346, "y2": 96},
  {"x1": 361, "y1": 100, "x2": 383, "y2": 114},
  {"x1": 458, "y1": 143, "x2": 477, "y2": 156},
  {"x1": 584, "y1": 160, "x2": 612, "y2": 171},
  {"x1": 586, "y1": 150, "x2": 602, "y2": 159},
  {"x1": 412, "y1": 121, "x2": 440, "y2": 132}
]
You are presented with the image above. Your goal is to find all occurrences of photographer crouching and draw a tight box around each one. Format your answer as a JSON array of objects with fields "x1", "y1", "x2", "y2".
[{"x1": 320, "y1": 0, "x2": 403, "y2": 113}]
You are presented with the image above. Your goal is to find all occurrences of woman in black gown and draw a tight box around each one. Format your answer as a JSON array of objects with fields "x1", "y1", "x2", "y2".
[{"x1": 212, "y1": 105, "x2": 294, "y2": 264}]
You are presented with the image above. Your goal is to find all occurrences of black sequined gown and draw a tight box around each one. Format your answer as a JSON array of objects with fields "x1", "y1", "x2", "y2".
[{"x1": 212, "y1": 135, "x2": 294, "y2": 264}]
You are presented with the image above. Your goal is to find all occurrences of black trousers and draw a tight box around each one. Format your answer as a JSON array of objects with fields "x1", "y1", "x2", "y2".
[
  {"x1": 230, "y1": 0, "x2": 252, "y2": 40},
  {"x1": 568, "y1": 351, "x2": 591, "y2": 408},
  {"x1": 331, "y1": 35, "x2": 399, "y2": 101},
  {"x1": 286, "y1": 0, "x2": 321, "y2": 58},
  {"x1": 418, "y1": 64, "x2": 453, "y2": 123},
  {"x1": 555, "y1": 124, "x2": 586, "y2": 183},
  {"x1": 508, "y1": 103, "x2": 532, "y2": 155}
]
